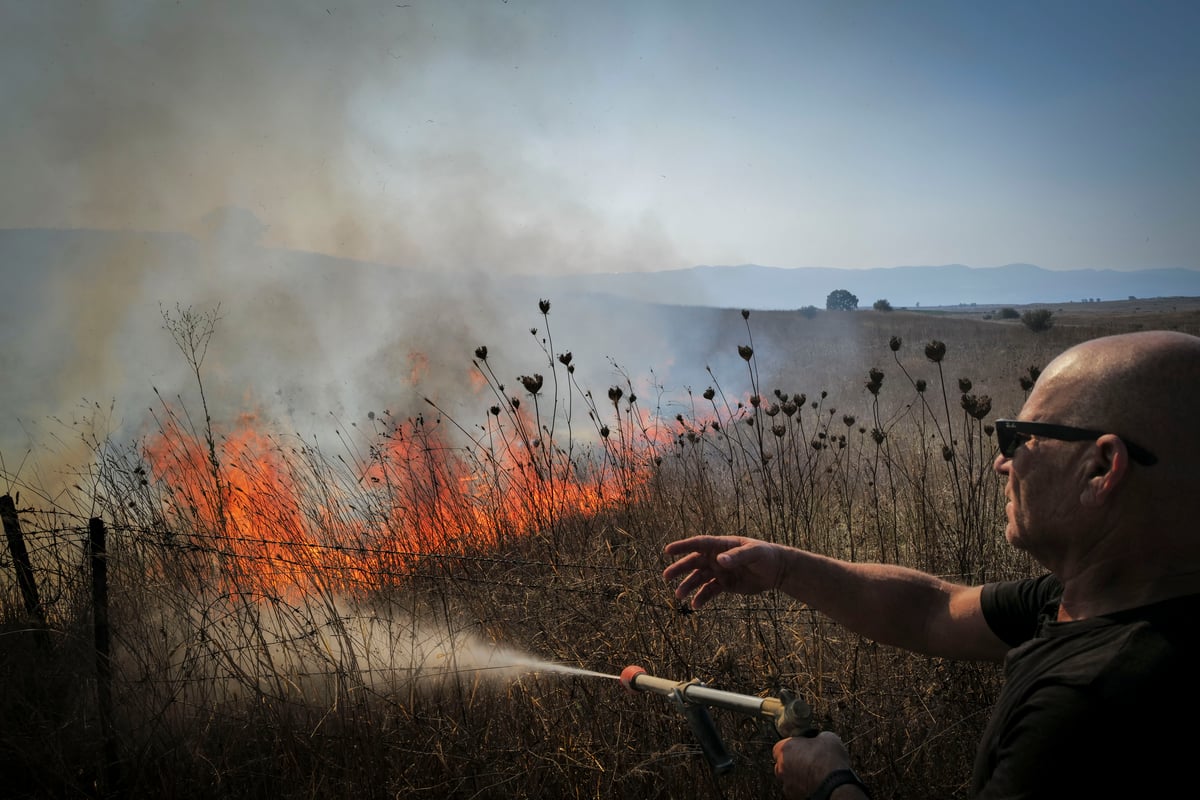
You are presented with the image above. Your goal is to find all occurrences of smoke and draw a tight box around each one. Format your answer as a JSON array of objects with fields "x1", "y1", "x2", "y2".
[
  {"x1": 0, "y1": 3, "x2": 696, "y2": 498},
  {"x1": 0, "y1": 2, "x2": 678, "y2": 273}
]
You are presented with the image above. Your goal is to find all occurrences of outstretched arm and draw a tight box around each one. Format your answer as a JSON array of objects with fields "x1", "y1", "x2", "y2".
[{"x1": 663, "y1": 535, "x2": 1008, "y2": 662}]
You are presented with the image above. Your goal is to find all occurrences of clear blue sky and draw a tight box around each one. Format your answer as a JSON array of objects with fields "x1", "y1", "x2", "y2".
[{"x1": 2, "y1": 0, "x2": 1197, "y2": 272}]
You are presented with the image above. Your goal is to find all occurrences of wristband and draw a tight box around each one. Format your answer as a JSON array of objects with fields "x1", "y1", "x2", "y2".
[{"x1": 807, "y1": 768, "x2": 871, "y2": 800}]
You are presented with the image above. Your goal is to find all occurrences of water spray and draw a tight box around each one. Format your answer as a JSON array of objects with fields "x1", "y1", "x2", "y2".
[{"x1": 618, "y1": 664, "x2": 817, "y2": 775}]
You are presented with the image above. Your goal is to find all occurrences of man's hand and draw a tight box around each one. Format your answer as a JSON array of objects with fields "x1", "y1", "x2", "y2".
[
  {"x1": 773, "y1": 732, "x2": 862, "y2": 799},
  {"x1": 662, "y1": 535, "x2": 788, "y2": 608}
]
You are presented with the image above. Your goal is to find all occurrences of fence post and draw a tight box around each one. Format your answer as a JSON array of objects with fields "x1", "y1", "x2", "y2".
[
  {"x1": 1, "y1": 493, "x2": 47, "y2": 645},
  {"x1": 89, "y1": 516, "x2": 119, "y2": 795}
]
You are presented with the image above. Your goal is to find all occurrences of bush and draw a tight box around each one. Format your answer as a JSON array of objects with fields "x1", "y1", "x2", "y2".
[
  {"x1": 799, "y1": 305, "x2": 819, "y2": 319},
  {"x1": 873, "y1": 299, "x2": 893, "y2": 312},
  {"x1": 997, "y1": 307, "x2": 1020, "y2": 319},
  {"x1": 1021, "y1": 308, "x2": 1055, "y2": 332}
]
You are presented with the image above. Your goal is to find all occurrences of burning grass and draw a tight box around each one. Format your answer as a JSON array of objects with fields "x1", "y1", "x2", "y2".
[{"x1": 1, "y1": 300, "x2": 1134, "y2": 799}]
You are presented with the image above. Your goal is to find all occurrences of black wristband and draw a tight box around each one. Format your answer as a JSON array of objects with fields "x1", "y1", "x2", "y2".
[{"x1": 807, "y1": 768, "x2": 871, "y2": 800}]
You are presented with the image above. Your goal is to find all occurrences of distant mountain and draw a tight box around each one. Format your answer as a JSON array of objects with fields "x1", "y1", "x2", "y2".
[
  {"x1": 520, "y1": 262, "x2": 1200, "y2": 309},
  {"x1": 3, "y1": 228, "x2": 1198, "y2": 314}
]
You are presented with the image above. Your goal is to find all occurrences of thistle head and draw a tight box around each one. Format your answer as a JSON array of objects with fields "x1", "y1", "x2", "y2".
[
  {"x1": 924, "y1": 340, "x2": 947, "y2": 363},
  {"x1": 474, "y1": 345, "x2": 488, "y2": 361},
  {"x1": 865, "y1": 367, "x2": 884, "y2": 396},
  {"x1": 738, "y1": 344, "x2": 754, "y2": 361},
  {"x1": 519, "y1": 374, "x2": 544, "y2": 395},
  {"x1": 539, "y1": 299, "x2": 551, "y2": 315},
  {"x1": 972, "y1": 394, "x2": 992, "y2": 420}
]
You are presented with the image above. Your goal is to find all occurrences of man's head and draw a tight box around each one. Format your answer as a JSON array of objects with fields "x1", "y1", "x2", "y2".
[
  {"x1": 994, "y1": 330, "x2": 1200, "y2": 572},
  {"x1": 1028, "y1": 330, "x2": 1200, "y2": 467}
]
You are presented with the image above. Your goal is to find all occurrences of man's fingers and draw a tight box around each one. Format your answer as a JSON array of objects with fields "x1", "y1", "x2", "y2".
[
  {"x1": 662, "y1": 535, "x2": 742, "y2": 557},
  {"x1": 690, "y1": 580, "x2": 723, "y2": 608},
  {"x1": 671, "y1": 569, "x2": 700, "y2": 598},
  {"x1": 715, "y1": 541, "x2": 763, "y2": 570},
  {"x1": 662, "y1": 550, "x2": 709, "y2": 582}
]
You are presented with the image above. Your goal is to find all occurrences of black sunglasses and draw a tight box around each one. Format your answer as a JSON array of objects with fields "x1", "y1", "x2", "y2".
[{"x1": 993, "y1": 419, "x2": 1157, "y2": 466}]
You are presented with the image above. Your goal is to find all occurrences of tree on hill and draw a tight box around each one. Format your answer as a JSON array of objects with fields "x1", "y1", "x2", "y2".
[{"x1": 826, "y1": 289, "x2": 859, "y2": 311}]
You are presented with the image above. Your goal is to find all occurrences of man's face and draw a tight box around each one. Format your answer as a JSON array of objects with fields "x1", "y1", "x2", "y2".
[{"x1": 993, "y1": 382, "x2": 1087, "y2": 562}]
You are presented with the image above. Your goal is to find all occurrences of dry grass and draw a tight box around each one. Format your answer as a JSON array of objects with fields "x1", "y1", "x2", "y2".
[{"x1": 1, "y1": 298, "x2": 1195, "y2": 799}]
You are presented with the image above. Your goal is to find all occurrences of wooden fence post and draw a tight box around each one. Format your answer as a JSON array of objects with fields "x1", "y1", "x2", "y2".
[
  {"x1": 89, "y1": 516, "x2": 120, "y2": 795},
  {"x1": 1, "y1": 493, "x2": 47, "y2": 645}
]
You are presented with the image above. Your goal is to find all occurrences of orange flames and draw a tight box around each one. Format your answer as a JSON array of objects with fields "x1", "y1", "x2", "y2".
[{"x1": 142, "y1": 404, "x2": 655, "y2": 597}]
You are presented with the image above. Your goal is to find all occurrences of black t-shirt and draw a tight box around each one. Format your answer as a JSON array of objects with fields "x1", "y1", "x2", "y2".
[{"x1": 973, "y1": 576, "x2": 1200, "y2": 798}]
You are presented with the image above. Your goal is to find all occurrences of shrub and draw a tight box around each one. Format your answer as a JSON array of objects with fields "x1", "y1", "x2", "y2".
[
  {"x1": 799, "y1": 305, "x2": 819, "y2": 319},
  {"x1": 1021, "y1": 308, "x2": 1055, "y2": 332},
  {"x1": 997, "y1": 307, "x2": 1020, "y2": 319},
  {"x1": 873, "y1": 299, "x2": 893, "y2": 312}
]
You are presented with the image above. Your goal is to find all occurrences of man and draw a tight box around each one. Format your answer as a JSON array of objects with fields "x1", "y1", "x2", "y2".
[{"x1": 663, "y1": 330, "x2": 1200, "y2": 799}]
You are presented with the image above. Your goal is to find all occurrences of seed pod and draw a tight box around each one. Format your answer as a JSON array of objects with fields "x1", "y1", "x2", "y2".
[{"x1": 519, "y1": 374, "x2": 544, "y2": 395}]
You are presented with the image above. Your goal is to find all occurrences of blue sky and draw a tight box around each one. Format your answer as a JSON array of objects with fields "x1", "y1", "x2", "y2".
[{"x1": 2, "y1": 0, "x2": 1197, "y2": 272}]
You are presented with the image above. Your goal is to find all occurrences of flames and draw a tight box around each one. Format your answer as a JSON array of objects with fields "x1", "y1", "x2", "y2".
[{"x1": 142, "y1": 403, "x2": 654, "y2": 598}]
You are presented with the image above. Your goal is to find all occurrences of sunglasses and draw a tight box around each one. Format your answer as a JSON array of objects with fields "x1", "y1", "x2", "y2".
[{"x1": 994, "y1": 419, "x2": 1158, "y2": 466}]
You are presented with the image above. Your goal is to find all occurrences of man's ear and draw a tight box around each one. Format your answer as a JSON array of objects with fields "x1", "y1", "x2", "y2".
[{"x1": 1080, "y1": 434, "x2": 1129, "y2": 506}]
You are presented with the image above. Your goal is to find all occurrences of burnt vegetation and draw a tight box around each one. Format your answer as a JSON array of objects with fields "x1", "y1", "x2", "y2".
[{"x1": 1, "y1": 300, "x2": 1197, "y2": 799}]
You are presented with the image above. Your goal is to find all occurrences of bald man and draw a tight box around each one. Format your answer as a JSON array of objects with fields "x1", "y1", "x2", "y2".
[{"x1": 663, "y1": 331, "x2": 1200, "y2": 799}]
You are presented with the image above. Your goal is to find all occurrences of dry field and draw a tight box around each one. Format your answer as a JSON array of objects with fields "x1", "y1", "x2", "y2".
[{"x1": 1, "y1": 297, "x2": 1197, "y2": 799}]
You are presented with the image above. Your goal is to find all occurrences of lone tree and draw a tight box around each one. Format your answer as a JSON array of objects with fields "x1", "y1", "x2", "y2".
[
  {"x1": 826, "y1": 289, "x2": 859, "y2": 311},
  {"x1": 872, "y1": 298, "x2": 893, "y2": 312}
]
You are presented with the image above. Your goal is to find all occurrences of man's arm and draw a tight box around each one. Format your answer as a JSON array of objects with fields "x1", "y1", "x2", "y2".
[{"x1": 664, "y1": 536, "x2": 1009, "y2": 662}]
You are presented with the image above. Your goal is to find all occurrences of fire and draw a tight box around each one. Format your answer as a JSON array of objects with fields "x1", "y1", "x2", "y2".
[{"x1": 142, "y1": 404, "x2": 656, "y2": 598}]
